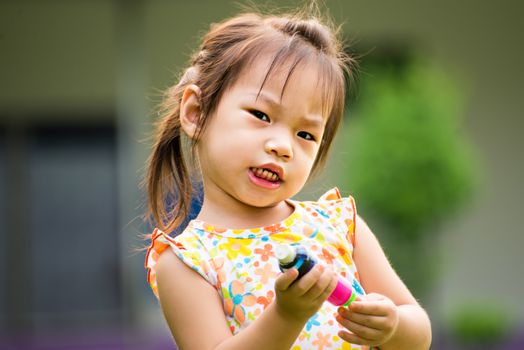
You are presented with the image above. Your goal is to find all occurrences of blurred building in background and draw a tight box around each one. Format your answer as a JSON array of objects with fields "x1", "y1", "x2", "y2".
[{"x1": 1, "y1": 1, "x2": 523, "y2": 349}]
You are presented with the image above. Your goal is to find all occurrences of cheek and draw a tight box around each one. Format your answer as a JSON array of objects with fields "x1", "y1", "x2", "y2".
[
  {"x1": 296, "y1": 148, "x2": 321, "y2": 180},
  {"x1": 293, "y1": 153, "x2": 316, "y2": 180},
  {"x1": 197, "y1": 132, "x2": 249, "y2": 171},
  {"x1": 298, "y1": 142, "x2": 320, "y2": 165}
]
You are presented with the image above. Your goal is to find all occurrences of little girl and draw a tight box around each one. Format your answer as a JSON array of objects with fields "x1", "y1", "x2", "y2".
[{"x1": 144, "y1": 5, "x2": 431, "y2": 350}]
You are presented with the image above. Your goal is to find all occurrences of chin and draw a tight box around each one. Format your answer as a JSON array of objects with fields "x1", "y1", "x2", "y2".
[
  {"x1": 237, "y1": 191, "x2": 287, "y2": 208},
  {"x1": 243, "y1": 197, "x2": 281, "y2": 208}
]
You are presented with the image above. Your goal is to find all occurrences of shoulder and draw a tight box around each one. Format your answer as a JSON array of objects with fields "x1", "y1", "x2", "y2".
[
  {"x1": 297, "y1": 187, "x2": 357, "y2": 241},
  {"x1": 295, "y1": 187, "x2": 355, "y2": 212},
  {"x1": 154, "y1": 242, "x2": 233, "y2": 349},
  {"x1": 145, "y1": 227, "x2": 217, "y2": 297},
  {"x1": 313, "y1": 187, "x2": 356, "y2": 217}
]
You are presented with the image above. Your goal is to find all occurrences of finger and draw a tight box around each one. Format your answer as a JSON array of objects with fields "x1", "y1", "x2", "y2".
[
  {"x1": 337, "y1": 329, "x2": 374, "y2": 346},
  {"x1": 290, "y1": 264, "x2": 324, "y2": 296},
  {"x1": 348, "y1": 300, "x2": 389, "y2": 316},
  {"x1": 336, "y1": 315, "x2": 382, "y2": 341},
  {"x1": 339, "y1": 305, "x2": 384, "y2": 324},
  {"x1": 340, "y1": 309, "x2": 389, "y2": 331},
  {"x1": 274, "y1": 268, "x2": 298, "y2": 291},
  {"x1": 305, "y1": 267, "x2": 336, "y2": 300},
  {"x1": 313, "y1": 271, "x2": 338, "y2": 302}
]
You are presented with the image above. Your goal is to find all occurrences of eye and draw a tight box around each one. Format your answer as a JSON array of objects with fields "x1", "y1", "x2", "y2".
[
  {"x1": 297, "y1": 131, "x2": 316, "y2": 141},
  {"x1": 250, "y1": 110, "x2": 270, "y2": 123}
]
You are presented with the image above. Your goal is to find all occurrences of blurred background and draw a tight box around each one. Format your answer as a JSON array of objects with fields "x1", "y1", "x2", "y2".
[{"x1": 0, "y1": 0, "x2": 522, "y2": 349}]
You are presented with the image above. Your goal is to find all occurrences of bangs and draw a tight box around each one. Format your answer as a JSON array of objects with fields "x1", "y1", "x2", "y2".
[
  {"x1": 215, "y1": 30, "x2": 345, "y2": 123},
  {"x1": 258, "y1": 40, "x2": 344, "y2": 122}
]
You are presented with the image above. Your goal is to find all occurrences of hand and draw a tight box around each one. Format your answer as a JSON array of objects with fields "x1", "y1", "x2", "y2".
[
  {"x1": 336, "y1": 293, "x2": 399, "y2": 347},
  {"x1": 274, "y1": 265, "x2": 337, "y2": 322}
]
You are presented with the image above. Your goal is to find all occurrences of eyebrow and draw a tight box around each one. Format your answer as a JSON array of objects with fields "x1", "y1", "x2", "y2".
[
  {"x1": 247, "y1": 91, "x2": 325, "y2": 128},
  {"x1": 248, "y1": 91, "x2": 281, "y2": 109}
]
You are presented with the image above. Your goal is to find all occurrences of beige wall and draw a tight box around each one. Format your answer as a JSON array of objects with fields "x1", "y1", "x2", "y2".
[{"x1": 0, "y1": 1, "x2": 116, "y2": 118}]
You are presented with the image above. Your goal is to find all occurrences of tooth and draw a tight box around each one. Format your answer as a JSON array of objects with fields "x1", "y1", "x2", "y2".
[
  {"x1": 256, "y1": 168, "x2": 264, "y2": 177},
  {"x1": 262, "y1": 170, "x2": 270, "y2": 178}
]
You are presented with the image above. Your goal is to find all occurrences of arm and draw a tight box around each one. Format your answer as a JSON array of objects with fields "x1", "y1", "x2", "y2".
[
  {"x1": 156, "y1": 249, "x2": 337, "y2": 350},
  {"x1": 336, "y1": 215, "x2": 432, "y2": 349}
]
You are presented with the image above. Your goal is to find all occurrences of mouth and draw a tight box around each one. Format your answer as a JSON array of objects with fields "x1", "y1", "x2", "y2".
[
  {"x1": 249, "y1": 167, "x2": 281, "y2": 182},
  {"x1": 248, "y1": 165, "x2": 284, "y2": 190}
]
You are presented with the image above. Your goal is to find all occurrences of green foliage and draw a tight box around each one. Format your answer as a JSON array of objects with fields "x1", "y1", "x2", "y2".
[
  {"x1": 340, "y1": 59, "x2": 478, "y2": 238},
  {"x1": 449, "y1": 304, "x2": 511, "y2": 344},
  {"x1": 333, "y1": 57, "x2": 480, "y2": 297}
]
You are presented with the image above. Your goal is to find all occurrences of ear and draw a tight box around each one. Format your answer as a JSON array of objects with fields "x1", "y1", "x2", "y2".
[{"x1": 179, "y1": 84, "x2": 202, "y2": 139}]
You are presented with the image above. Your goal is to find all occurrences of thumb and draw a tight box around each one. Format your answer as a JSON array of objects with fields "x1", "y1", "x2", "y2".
[{"x1": 275, "y1": 268, "x2": 299, "y2": 291}]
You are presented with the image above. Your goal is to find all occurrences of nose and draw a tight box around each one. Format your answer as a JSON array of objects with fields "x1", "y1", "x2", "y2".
[{"x1": 264, "y1": 131, "x2": 293, "y2": 160}]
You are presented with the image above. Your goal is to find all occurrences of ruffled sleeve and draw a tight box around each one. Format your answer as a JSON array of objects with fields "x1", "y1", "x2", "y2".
[
  {"x1": 145, "y1": 228, "x2": 216, "y2": 298},
  {"x1": 318, "y1": 187, "x2": 358, "y2": 247}
]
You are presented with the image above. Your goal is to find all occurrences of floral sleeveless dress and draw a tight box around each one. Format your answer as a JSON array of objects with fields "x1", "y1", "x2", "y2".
[{"x1": 146, "y1": 188, "x2": 369, "y2": 350}]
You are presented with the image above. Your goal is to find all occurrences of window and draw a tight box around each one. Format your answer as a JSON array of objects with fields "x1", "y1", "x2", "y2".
[{"x1": 1, "y1": 122, "x2": 122, "y2": 335}]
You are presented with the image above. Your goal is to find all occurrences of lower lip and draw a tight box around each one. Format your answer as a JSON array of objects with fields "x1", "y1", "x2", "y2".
[{"x1": 248, "y1": 169, "x2": 281, "y2": 190}]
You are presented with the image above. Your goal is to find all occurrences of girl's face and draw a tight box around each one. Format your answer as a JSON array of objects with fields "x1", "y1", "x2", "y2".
[{"x1": 197, "y1": 57, "x2": 327, "y2": 212}]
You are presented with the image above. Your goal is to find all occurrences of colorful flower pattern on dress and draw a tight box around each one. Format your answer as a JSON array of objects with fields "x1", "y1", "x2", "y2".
[
  {"x1": 145, "y1": 188, "x2": 366, "y2": 349},
  {"x1": 223, "y1": 280, "x2": 257, "y2": 324}
]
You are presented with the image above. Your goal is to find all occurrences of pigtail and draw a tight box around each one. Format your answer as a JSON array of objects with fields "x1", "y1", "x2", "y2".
[{"x1": 146, "y1": 67, "x2": 198, "y2": 234}]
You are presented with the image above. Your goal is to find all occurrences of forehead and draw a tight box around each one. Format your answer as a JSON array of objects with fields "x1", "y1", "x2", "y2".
[{"x1": 232, "y1": 54, "x2": 328, "y2": 118}]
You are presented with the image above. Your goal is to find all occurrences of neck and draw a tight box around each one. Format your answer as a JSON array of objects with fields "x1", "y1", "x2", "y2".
[{"x1": 196, "y1": 190, "x2": 294, "y2": 230}]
